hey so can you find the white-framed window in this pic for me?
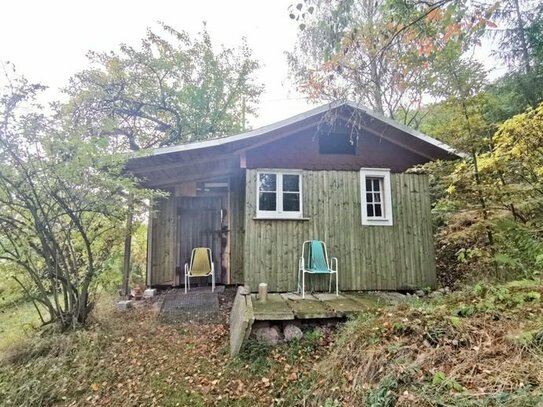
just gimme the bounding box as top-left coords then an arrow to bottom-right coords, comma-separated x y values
360,168 -> 393,226
256,170 -> 302,219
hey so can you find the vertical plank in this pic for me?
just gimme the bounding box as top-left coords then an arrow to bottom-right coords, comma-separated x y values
241,170 -> 436,292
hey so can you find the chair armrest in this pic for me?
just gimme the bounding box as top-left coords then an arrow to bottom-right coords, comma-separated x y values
331,257 -> 338,272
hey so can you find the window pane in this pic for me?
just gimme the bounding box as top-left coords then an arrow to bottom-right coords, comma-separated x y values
374,204 -> 383,217
259,192 -> 276,211
365,178 -> 372,191
367,204 -> 374,217
283,175 -> 299,192
373,192 -> 381,203
372,179 -> 381,191
259,173 -> 276,192
366,193 -> 373,203
283,193 -> 300,212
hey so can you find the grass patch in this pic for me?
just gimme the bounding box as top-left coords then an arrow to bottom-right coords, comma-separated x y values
0,294 -> 335,406
0,299 -> 45,352
310,279 -> 543,406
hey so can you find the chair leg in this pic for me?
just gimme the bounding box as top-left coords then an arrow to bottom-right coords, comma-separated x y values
302,272 -> 305,299
329,273 -> 332,293
185,273 -> 187,294
212,272 -> 215,293
335,272 -> 339,296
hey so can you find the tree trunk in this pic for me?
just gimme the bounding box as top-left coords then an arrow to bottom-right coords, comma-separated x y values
513,0 -> 531,74
122,194 -> 134,299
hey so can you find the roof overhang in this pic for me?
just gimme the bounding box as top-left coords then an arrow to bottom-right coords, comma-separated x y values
126,100 -> 464,187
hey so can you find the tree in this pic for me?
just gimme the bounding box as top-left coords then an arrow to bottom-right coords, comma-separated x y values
287,0 -> 492,124
485,102 -> 543,219
64,24 -> 263,297
65,23 -> 263,152
490,0 -> 542,74
0,67 -> 142,328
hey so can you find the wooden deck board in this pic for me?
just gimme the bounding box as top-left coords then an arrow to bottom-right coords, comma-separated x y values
250,292 -> 387,321
286,296 -> 337,319
251,294 -> 294,320
313,293 -> 367,316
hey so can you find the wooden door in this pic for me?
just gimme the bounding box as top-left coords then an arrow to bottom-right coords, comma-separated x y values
177,197 -> 224,284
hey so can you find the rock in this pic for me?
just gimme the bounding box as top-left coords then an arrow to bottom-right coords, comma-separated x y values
253,325 -> 282,346
429,291 -> 443,298
415,290 -> 425,297
283,324 -> 303,342
143,288 -> 157,299
116,300 -> 134,311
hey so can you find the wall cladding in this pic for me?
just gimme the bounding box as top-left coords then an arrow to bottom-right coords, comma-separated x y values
243,170 -> 436,292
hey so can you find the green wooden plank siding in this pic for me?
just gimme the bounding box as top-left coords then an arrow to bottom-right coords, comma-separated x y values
243,170 -> 436,292
149,195 -> 176,286
229,171 -> 246,284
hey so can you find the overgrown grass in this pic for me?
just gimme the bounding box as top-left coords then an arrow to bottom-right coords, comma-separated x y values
0,294 -> 334,406
311,279 -> 543,406
0,300 -> 44,352
3,281 -> 541,406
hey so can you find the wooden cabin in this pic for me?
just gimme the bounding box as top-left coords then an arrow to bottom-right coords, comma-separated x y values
126,101 -> 460,292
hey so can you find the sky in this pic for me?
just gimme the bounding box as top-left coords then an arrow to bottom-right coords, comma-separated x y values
0,1 -> 503,128
0,0 -> 313,127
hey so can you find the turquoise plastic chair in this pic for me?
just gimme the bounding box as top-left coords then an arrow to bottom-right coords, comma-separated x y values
298,240 -> 338,298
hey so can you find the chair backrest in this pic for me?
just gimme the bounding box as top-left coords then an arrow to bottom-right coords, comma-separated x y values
190,247 -> 212,276
304,240 -> 329,272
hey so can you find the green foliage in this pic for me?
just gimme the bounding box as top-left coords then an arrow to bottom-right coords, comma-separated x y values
323,399 -> 342,407
0,67 -> 152,328
365,376 -> 398,407
235,339 -> 272,374
287,0 -> 489,123
432,371 -> 464,391
65,23 -> 263,152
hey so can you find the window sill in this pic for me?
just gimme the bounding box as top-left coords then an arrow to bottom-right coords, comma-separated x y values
362,220 -> 393,226
253,217 -> 310,221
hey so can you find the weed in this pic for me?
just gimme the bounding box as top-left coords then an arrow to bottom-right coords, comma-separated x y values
323,398 -> 342,407
366,377 -> 398,407
234,339 -> 272,374
432,371 -> 464,391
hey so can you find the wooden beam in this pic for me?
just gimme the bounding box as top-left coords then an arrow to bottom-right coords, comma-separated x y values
133,152 -> 231,175
148,168 -> 240,188
143,158 -> 238,187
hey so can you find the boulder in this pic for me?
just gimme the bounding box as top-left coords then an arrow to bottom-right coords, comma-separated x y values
253,325 -> 282,345
283,324 -> 303,342
415,290 -> 425,297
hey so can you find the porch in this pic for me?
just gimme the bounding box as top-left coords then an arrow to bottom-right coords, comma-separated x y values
230,287 -> 387,355
251,291 -> 384,320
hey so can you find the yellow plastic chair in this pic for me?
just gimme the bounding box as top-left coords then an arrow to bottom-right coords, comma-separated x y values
184,247 -> 215,293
